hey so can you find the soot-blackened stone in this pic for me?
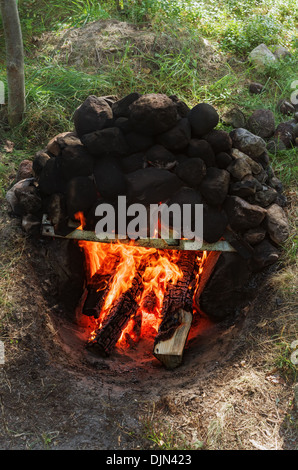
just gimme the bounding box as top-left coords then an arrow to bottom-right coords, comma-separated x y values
169,95 -> 191,118
203,204 -> 228,243
74,95 -> 113,138
112,92 -> 141,118
166,187 -> 203,235
66,176 -> 97,218
120,152 -> 147,174
198,253 -> 251,321
38,158 -> 68,196
200,167 -> 230,206
94,156 -> 127,202
126,168 -> 183,205
175,158 -> 206,189
250,239 -> 279,271
114,117 -> 133,134
81,127 -> 129,158
188,103 -> 219,136
204,129 -> 232,155
215,152 -> 232,169
156,118 -> 191,151
14,185 -> 43,216
187,139 -> 216,167
33,151 -> 51,177
56,145 -> 94,181
229,180 -> 258,199
46,193 -> 67,228
145,145 -> 176,166
223,195 -> 267,231
125,132 -> 154,153
129,93 -> 178,136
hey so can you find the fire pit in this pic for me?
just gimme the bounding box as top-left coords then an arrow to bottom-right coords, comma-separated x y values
6,92 -> 290,369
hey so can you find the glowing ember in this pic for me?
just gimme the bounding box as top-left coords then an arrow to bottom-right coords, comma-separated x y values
74,212 -> 208,350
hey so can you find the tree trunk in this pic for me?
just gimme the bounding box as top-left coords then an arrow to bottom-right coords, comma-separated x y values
0,0 -> 25,127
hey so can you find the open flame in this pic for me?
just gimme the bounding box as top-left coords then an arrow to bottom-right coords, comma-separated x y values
74,212 -> 207,350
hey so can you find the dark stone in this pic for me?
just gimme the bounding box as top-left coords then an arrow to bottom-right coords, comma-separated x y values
112,92 -> 141,118
250,239 -> 279,271
230,128 -> 266,159
129,93 -> 178,136
277,99 -> 295,115
200,167 -> 230,206
175,158 -> 206,189
125,131 -> 153,153
14,185 -> 42,216
274,122 -> 295,148
47,132 -> 75,157
187,139 -> 216,167
74,96 -> 113,138
16,160 -> 33,182
222,108 -> 246,128
204,129 -> 232,154
66,176 -> 97,218
188,103 -> 219,136
227,157 -> 252,180
145,145 -> 176,166
56,133 -> 82,149
38,158 -> 68,196
243,227 -> 266,246
198,253 -> 251,321
120,153 -> 147,174
114,117 -> 133,134
22,214 -> 41,235
223,196 -> 267,231
249,82 -> 264,94
156,118 -> 191,151
215,152 -> 232,169
166,187 -> 203,236
126,168 -> 183,205
203,205 -> 228,243
33,151 -> 51,177
247,109 -> 275,139
93,156 -> 127,203
229,180 -> 258,199
81,127 -> 129,158
46,193 -> 67,228
254,186 -> 278,207
169,95 -> 191,117
265,203 -> 289,245
56,145 -> 94,181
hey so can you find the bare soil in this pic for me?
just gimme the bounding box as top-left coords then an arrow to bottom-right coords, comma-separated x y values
0,198 -> 297,450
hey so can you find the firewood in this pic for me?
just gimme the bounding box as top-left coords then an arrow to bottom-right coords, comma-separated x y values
153,308 -> 193,369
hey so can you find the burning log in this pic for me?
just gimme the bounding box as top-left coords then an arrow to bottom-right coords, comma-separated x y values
87,263 -> 145,356
153,251 -> 199,369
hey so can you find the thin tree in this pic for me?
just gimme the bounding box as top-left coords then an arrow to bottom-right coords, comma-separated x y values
0,0 -> 25,127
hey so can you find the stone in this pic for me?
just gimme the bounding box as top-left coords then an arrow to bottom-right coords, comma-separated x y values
112,92 -> 141,118
14,185 -> 42,216
277,99 -> 295,115
203,205 -> 228,243
215,152 -> 232,169
125,168 -> 183,205
93,156 -> 127,203
254,186 -> 278,207
125,132 -> 153,153
47,132 -> 75,157
243,227 -> 266,246
222,108 -> 246,128
247,109 -> 275,139
120,153 -> 147,174
81,127 -> 129,158
56,145 -> 94,181
273,45 -> 291,60
16,160 -> 33,182
198,252 -> 251,321
6,178 -> 35,216
249,82 -> 264,94
250,239 -> 279,271
227,158 -> 252,180
188,103 -> 219,136
66,176 -> 97,218
203,129 -> 232,154
32,151 -> 51,177
265,203 -> 289,244
223,196 -> 267,231
156,118 -> 191,151
230,128 -> 266,159
200,167 -> 230,206
187,139 -> 216,167
267,138 -> 287,154
248,43 -> 276,68
175,158 -> 206,189
129,93 -> 178,136
21,214 -> 41,235
145,145 -> 176,167
38,158 -> 67,196
169,95 -> 190,118
166,187 -> 203,235
74,95 -> 113,138
269,176 -> 283,193
114,117 -> 133,134
229,180 -> 258,199
274,122 -> 295,148
46,193 -> 67,228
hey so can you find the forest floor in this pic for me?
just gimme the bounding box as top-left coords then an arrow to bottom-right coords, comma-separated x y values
0,7 -> 297,450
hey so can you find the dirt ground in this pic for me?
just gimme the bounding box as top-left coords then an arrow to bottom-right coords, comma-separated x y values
0,199 -> 297,451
